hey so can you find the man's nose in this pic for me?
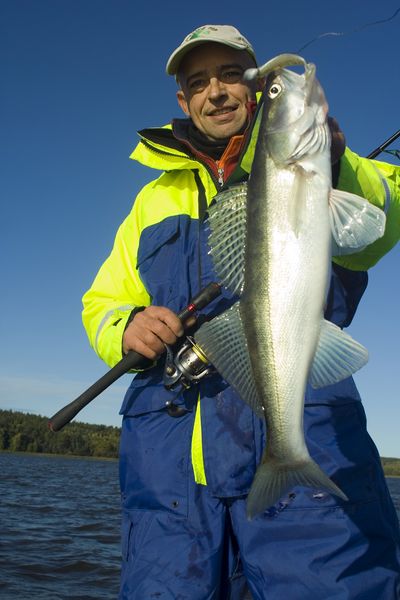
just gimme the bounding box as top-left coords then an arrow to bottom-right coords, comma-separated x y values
208,76 -> 227,99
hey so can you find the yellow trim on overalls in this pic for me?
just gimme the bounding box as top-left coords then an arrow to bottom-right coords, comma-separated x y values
191,395 -> 207,485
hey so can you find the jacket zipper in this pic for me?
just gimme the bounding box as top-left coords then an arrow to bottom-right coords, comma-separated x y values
192,169 -> 208,291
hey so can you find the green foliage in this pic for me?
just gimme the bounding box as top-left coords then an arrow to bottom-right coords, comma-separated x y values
381,457 -> 400,477
0,410 -> 119,458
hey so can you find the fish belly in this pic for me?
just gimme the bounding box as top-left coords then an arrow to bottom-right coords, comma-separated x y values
242,160 -> 331,460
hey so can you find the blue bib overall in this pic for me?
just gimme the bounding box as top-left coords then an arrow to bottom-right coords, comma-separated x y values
118,212 -> 400,599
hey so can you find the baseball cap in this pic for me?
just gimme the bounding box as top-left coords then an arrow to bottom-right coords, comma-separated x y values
166,25 -> 256,75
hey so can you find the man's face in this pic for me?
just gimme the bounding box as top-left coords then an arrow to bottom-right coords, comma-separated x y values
176,43 -> 258,141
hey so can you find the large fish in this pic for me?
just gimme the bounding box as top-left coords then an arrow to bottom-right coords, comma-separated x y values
194,55 -> 386,519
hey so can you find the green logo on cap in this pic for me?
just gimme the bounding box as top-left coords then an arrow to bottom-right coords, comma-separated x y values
186,26 -> 219,41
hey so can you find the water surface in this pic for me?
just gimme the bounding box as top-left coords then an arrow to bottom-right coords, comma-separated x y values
0,452 -> 399,599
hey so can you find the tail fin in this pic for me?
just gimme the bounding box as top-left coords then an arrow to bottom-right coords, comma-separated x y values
246,457 -> 347,520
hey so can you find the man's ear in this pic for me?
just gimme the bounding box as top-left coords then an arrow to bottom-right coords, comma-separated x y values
177,90 -> 190,116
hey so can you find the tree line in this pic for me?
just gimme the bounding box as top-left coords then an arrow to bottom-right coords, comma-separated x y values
380,457 -> 400,477
0,409 -> 119,458
1,409 -> 399,474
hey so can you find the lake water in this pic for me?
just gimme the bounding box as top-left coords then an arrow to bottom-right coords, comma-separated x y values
0,452 -> 399,599
0,453 -> 120,599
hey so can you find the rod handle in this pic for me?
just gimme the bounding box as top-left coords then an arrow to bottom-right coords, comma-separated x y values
48,282 -> 221,431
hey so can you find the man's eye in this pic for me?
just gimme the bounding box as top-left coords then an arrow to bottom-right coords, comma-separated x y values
221,70 -> 243,83
189,79 -> 206,91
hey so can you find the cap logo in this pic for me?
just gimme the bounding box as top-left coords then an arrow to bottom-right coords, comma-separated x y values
184,26 -> 219,42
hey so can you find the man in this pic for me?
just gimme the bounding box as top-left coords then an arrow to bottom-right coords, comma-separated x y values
82,25 -> 400,599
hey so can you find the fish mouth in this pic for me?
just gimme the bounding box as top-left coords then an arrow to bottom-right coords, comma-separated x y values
303,62 -> 317,99
244,53 -> 307,80
244,53 -> 316,99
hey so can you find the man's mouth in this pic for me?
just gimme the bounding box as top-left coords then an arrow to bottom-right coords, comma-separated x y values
208,106 -> 237,117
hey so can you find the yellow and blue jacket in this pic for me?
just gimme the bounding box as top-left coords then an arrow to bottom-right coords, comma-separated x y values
82,123 -> 399,369
82,120 -> 399,493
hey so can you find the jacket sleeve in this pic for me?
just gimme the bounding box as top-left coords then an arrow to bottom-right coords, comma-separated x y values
333,147 -> 400,271
82,192 -> 151,368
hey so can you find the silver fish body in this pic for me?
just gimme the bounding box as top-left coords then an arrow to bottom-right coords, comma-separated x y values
242,64 -> 342,516
195,57 -> 385,518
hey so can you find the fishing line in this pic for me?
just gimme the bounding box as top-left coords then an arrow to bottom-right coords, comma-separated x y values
296,7 -> 400,52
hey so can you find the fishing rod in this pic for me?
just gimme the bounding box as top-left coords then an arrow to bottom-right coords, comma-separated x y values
367,129 -> 400,159
48,282 -> 221,432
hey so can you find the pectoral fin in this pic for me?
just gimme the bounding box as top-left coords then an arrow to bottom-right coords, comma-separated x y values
329,188 -> 386,256
194,302 -> 264,417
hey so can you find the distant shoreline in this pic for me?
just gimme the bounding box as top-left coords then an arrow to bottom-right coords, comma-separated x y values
1,449 -> 399,477
380,457 -> 400,477
0,409 -> 120,459
0,449 -> 118,462
1,409 -> 399,476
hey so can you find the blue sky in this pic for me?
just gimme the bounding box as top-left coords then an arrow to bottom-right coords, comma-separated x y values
1,0 -> 399,457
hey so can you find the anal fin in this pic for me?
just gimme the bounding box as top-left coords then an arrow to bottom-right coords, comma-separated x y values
310,319 -> 368,388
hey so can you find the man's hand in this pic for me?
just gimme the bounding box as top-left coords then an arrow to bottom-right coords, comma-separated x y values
328,116 -> 346,164
122,306 -> 184,360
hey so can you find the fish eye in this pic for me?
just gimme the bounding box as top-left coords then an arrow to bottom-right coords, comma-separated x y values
267,82 -> 282,99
